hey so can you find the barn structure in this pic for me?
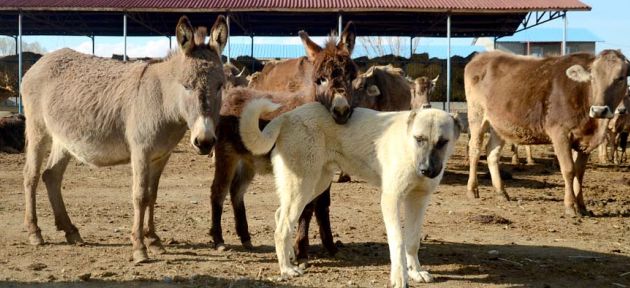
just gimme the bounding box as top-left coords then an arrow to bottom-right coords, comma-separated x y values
0,0 -> 590,113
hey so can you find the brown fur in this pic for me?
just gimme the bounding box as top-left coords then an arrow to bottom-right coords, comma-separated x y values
21,16 -> 228,263
209,24 -> 358,258
465,50 -> 629,216
353,65 -> 412,111
599,93 -> 630,164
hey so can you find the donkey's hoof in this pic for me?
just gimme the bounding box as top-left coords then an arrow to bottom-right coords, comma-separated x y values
215,243 -> 227,252
148,243 -> 167,255
29,232 -> 45,246
65,231 -> 84,245
466,190 -> 479,199
133,249 -> 150,264
564,206 -> 579,217
578,207 -> 592,217
297,258 -> 309,270
497,192 -> 510,202
336,173 -> 351,183
242,240 -> 254,250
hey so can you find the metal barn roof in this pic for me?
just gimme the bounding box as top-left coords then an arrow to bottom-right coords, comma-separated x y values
0,0 -> 590,37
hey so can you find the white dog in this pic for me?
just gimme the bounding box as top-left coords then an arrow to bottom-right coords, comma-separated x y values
239,99 -> 461,287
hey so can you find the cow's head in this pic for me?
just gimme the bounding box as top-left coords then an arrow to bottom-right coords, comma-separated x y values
352,66 -> 383,110
410,75 -> 439,109
566,50 -> 629,119
300,22 -> 358,124
223,63 -> 249,90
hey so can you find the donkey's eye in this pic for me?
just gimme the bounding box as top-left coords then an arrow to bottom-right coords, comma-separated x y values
183,84 -> 193,91
316,77 -> 327,86
436,139 -> 449,149
415,136 -> 427,144
616,76 -> 626,82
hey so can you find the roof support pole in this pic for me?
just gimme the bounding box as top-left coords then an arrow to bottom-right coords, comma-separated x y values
338,14 -> 342,36
445,14 -> 451,113
17,11 -> 23,113
168,36 -> 172,51
90,35 -> 95,55
409,36 -> 413,58
250,35 -> 254,71
562,11 -> 567,55
123,13 -> 127,62
230,14 -> 232,63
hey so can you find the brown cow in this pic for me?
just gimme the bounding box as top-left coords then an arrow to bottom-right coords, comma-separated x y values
410,74 -> 439,109
248,57 -> 313,92
466,50 -> 629,216
352,65 -> 412,110
210,24 -> 358,262
223,63 -> 248,90
599,93 -> 630,164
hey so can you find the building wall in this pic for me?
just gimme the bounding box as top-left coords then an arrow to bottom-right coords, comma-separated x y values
497,41 -> 596,56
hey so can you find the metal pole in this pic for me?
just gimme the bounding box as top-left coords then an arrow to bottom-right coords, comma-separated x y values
91,35 -> 95,55
446,14 -> 451,113
250,35 -> 254,71
338,14 -> 342,35
226,14 -> 231,64
123,13 -> 127,61
18,11 -> 23,113
168,36 -> 172,50
562,11 -> 567,55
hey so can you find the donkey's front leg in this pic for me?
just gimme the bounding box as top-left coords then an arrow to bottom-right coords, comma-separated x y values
130,151 -> 151,264
381,188 -> 407,288
144,154 -> 171,255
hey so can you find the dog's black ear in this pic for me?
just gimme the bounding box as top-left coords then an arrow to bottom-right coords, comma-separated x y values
407,110 -> 418,133
450,113 -> 463,139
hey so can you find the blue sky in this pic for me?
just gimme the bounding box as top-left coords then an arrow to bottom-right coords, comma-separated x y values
8,0 -> 629,59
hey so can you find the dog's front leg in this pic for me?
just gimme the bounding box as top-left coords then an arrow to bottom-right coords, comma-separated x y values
404,190 -> 434,283
381,189 -> 407,288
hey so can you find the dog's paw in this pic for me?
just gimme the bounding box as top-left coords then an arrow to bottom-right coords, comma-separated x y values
409,270 -> 434,283
389,277 -> 408,288
280,265 -> 304,279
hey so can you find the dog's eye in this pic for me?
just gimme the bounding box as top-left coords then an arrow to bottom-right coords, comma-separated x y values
415,136 -> 427,144
436,139 -> 449,149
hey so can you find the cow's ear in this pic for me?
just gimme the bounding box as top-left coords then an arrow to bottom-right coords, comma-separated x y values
566,64 -> 591,82
449,113 -> 463,140
209,15 -> 229,54
407,110 -> 417,133
299,31 -> 322,61
176,16 -> 196,55
366,85 -> 381,97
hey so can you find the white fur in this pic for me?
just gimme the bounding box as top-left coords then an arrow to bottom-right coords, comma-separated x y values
239,99 -> 460,287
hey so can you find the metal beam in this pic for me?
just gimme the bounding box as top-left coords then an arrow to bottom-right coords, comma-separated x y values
499,11 -> 565,38
250,35 -> 254,71
562,11 -> 567,55
226,14 -> 231,64
338,14 -> 342,36
90,35 -> 95,55
445,14 -> 451,113
126,13 -> 169,37
123,13 -> 127,61
18,11 -> 23,113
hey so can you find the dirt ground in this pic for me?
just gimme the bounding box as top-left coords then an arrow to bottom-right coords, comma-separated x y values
0,135 -> 629,288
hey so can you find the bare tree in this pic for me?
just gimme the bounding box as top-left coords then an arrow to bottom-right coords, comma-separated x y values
0,37 -> 47,56
359,36 -> 419,57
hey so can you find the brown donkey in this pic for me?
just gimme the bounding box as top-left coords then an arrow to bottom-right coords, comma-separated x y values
21,16 -> 228,263
210,23 -> 358,262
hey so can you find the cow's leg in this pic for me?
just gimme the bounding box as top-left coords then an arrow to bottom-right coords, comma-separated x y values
404,190 -> 433,283
209,145 -> 239,251
466,118 -> 488,199
336,171 -> 351,183
42,142 -> 83,244
612,133 -> 621,165
572,151 -> 590,216
314,186 -> 337,257
23,125 -> 48,245
550,135 -> 579,216
525,145 -> 535,165
486,130 -> 509,201
130,150 -> 151,263
598,137 -> 608,164
230,162 -> 255,250
144,154 -> 171,255
619,132 -> 628,163
294,198 -> 314,263
510,144 -> 520,164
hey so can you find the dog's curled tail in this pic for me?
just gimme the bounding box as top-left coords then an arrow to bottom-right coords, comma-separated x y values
239,98 -> 284,155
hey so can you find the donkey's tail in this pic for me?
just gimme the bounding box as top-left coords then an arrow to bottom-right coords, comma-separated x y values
239,98 -> 284,155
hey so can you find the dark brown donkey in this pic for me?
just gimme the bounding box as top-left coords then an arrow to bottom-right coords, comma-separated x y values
210,23 -> 358,262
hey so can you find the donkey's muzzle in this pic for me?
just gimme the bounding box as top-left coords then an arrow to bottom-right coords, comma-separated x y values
589,105 -> 613,119
193,137 -> 215,155
332,106 -> 351,124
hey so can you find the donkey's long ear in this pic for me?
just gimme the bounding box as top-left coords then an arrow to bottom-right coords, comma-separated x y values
299,31 -> 322,62
338,21 -> 356,55
209,15 -> 229,54
176,16 -> 195,55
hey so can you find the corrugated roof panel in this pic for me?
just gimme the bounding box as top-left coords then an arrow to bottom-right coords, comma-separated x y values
1,0 -> 590,11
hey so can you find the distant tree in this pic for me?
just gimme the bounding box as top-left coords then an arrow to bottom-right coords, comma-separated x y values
0,37 -> 47,56
358,36 -> 421,57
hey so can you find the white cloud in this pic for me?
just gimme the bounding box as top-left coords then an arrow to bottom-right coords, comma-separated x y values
69,38 -> 171,58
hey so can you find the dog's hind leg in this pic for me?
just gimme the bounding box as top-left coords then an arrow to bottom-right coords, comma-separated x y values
404,190 -> 433,283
